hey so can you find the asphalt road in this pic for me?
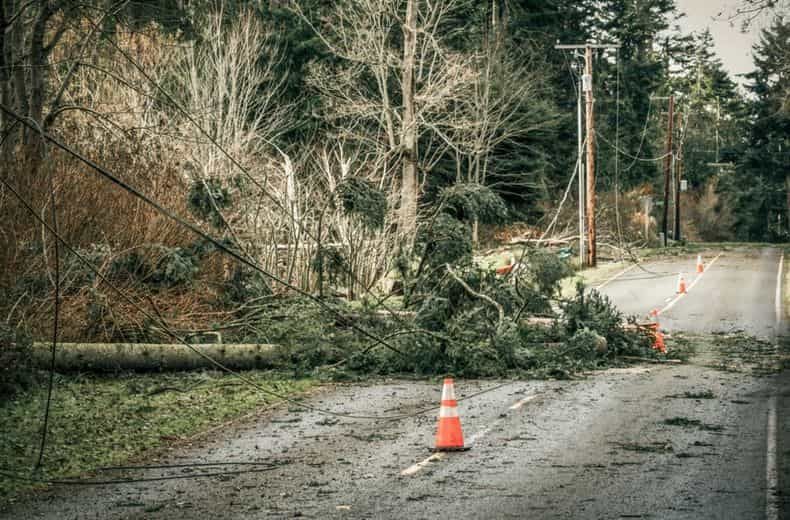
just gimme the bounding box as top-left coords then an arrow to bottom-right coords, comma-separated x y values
597,248 -> 784,338
3,247 -> 788,520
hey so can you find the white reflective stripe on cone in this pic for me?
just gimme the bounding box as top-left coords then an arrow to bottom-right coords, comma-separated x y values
441,384 -> 456,401
439,405 -> 459,418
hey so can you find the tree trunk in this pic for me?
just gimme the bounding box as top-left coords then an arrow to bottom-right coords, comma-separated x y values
0,1 -> 7,135
785,171 -> 790,236
398,0 -> 418,241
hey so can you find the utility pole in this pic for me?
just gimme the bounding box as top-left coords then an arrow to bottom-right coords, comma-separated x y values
555,42 -> 620,267
662,95 -> 674,247
577,61 -> 585,267
584,46 -> 596,267
673,110 -> 684,242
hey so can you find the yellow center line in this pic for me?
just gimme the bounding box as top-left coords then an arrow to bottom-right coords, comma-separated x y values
658,251 -> 723,316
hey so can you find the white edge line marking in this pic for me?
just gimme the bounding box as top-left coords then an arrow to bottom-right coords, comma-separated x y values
401,452 -> 443,476
775,252 -> 784,326
597,263 -> 638,290
401,393 -> 543,476
766,395 -> 778,520
767,250 -> 783,519
658,251 -> 723,315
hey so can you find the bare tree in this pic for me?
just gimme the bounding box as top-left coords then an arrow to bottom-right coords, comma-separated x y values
175,9 -> 290,187
296,0 -> 467,244
0,1 -> 132,161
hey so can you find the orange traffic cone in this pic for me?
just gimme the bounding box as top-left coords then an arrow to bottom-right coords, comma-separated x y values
434,378 -> 466,451
646,322 -> 667,353
645,312 -> 666,353
696,254 -> 704,273
676,274 -> 687,294
495,254 -> 516,276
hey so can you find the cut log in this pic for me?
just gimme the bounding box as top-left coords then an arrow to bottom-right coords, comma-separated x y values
31,342 -> 279,372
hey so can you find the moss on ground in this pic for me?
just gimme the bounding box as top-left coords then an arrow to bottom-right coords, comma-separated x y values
0,371 -> 314,501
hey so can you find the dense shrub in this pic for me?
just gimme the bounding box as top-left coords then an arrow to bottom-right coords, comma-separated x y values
562,282 -> 650,356
336,177 -> 387,230
440,183 -> 508,224
151,247 -> 200,287
188,178 -> 232,229
311,246 -> 348,289
415,213 -> 473,269
223,265 -> 272,306
110,242 -> 211,288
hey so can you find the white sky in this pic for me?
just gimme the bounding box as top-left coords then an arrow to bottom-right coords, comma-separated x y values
673,0 -> 767,84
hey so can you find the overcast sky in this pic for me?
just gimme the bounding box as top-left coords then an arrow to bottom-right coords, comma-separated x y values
674,0 -> 767,85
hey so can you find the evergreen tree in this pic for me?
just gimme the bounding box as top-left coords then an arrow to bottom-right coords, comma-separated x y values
728,17 -> 790,240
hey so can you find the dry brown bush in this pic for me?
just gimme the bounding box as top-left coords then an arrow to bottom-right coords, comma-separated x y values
683,179 -> 735,242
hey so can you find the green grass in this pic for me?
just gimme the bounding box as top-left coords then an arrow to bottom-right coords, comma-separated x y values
0,371 -> 315,500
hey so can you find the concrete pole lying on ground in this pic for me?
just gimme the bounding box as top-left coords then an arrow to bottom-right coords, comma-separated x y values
31,342 -> 279,371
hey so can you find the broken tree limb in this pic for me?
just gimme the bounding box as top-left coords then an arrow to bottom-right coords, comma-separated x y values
507,236 -> 574,246
445,263 -> 504,328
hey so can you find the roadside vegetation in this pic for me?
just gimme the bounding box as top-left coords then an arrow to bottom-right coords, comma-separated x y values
2,0 -> 788,506
0,370 -> 314,501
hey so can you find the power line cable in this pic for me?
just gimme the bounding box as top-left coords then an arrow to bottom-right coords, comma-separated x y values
621,98 -> 655,172
596,131 -> 671,162
613,48 -> 625,259
0,103 -> 403,358
0,173 -> 513,425
89,20 -> 417,335
0,465 -> 280,487
23,117 -> 61,473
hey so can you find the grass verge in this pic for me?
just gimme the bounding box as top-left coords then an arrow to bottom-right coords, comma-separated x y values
0,371 -> 314,502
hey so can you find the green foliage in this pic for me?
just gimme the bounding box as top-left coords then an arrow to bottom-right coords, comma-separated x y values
373,245 -> 647,377
521,249 -> 574,299
416,214 -> 473,269
727,17 -> 790,241
110,251 -> 148,280
440,183 -> 508,224
336,177 -> 387,230
223,266 -> 272,306
312,246 -> 347,281
0,324 -> 35,401
151,247 -> 200,287
111,243 -> 209,288
187,178 -> 232,229
562,282 -> 650,356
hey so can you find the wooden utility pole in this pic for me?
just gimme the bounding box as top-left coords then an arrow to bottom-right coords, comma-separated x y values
673,110 -> 683,242
554,42 -> 620,267
662,95 -> 674,247
577,64 -> 585,266
583,46 -> 596,267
